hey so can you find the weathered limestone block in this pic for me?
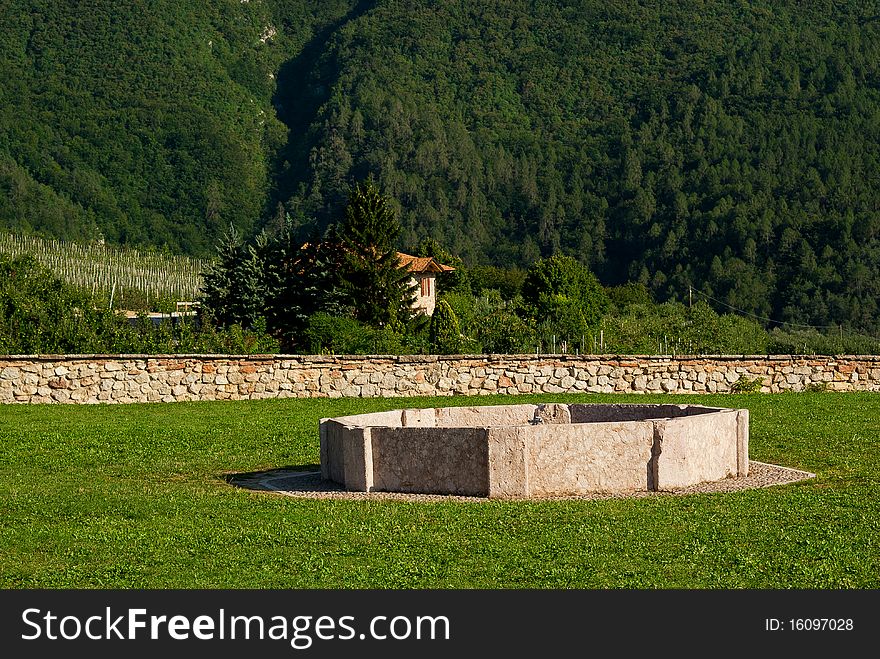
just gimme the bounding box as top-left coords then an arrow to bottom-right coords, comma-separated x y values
527,421 -> 654,495
736,409 -> 749,477
1,367 -> 21,380
487,427 -> 528,498
370,426 -> 488,495
652,411 -> 739,490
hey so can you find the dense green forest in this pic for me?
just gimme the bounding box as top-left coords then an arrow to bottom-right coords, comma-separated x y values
0,0 -> 358,252
2,1 -> 880,333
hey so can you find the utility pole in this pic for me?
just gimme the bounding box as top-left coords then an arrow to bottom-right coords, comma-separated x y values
689,285 -> 693,309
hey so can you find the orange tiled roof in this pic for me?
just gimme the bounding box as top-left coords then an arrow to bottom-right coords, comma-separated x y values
301,245 -> 454,273
396,252 -> 455,273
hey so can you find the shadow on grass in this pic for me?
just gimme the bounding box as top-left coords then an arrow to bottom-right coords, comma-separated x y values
224,461 -> 816,499
224,465 -> 339,494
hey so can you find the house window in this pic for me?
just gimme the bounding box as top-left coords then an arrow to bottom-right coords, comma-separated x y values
420,278 -> 430,297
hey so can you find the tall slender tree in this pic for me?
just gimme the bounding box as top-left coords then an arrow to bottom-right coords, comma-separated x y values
337,180 -> 415,328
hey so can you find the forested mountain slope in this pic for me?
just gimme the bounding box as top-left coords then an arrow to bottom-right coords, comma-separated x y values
0,0 -> 358,253
2,1 -> 880,330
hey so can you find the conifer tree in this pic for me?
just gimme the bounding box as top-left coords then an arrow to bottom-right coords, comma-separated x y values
200,226 -> 267,329
337,180 -> 415,328
262,227 -> 350,351
429,299 -> 462,354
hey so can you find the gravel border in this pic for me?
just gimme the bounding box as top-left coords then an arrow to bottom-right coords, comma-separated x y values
229,460 -> 815,502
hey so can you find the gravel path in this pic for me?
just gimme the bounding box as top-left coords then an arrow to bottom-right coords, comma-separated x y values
229,460 -> 815,502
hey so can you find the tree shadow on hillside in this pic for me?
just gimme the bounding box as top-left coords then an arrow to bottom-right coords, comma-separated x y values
269,0 -> 377,220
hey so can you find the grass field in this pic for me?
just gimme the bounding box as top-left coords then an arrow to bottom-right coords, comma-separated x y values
0,393 -> 877,589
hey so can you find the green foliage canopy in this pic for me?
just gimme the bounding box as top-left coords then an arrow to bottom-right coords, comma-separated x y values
4,1 -> 880,335
522,254 -> 610,341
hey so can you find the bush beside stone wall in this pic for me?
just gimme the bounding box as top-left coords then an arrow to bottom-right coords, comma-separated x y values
1,354 -> 879,404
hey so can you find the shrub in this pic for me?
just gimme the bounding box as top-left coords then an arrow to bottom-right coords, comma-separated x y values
730,375 -> 764,393
522,255 -> 609,337
302,312 -> 407,355
475,308 -> 536,354
767,327 -> 880,355
429,300 -> 463,354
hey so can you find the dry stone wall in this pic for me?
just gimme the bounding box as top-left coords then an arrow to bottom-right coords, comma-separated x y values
1,354 -> 879,404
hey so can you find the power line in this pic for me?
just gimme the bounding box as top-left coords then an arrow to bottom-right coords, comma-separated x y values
689,285 -> 841,331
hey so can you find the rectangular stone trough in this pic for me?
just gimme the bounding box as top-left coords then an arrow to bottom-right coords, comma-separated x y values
319,403 -> 749,498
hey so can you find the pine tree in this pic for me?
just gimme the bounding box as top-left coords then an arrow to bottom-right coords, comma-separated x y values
200,225 -> 270,330
429,299 -> 462,354
263,228 -> 350,351
337,180 -> 415,328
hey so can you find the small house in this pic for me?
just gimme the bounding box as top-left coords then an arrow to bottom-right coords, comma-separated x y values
396,252 -> 455,316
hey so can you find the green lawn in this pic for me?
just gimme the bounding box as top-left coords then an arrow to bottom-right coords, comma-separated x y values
1,393 -> 877,588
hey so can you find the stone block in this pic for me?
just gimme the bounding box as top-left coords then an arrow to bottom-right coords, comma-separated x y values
370,426 -> 489,496
652,411 -> 738,490
736,409 -> 749,477
1,367 -> 21,380
526,421 -> 654,495
534,403 -> 571,424
435,404 -> 536,427
487,427 -> 528,498
401,408 -> 437,427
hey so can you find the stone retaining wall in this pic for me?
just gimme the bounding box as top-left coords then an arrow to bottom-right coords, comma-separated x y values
1,354 -> 879,404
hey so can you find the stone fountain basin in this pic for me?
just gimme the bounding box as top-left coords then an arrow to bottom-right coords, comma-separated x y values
320,403 -> 749,498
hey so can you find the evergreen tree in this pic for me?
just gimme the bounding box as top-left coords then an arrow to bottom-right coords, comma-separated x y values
337,180 -> 415,328
200,226 -> 267,329
429,299 -> 462,354
263,231 -> 350,352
